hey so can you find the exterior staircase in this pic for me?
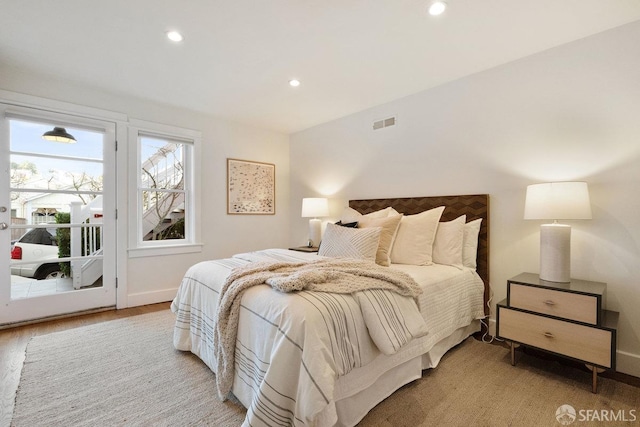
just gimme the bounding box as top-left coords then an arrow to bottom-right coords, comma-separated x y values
66,141 -> 185,288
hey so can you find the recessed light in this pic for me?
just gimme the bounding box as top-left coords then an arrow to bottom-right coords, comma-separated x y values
428,1 -> 446,16
166,31 -> 184,42
289,79 -> 301,87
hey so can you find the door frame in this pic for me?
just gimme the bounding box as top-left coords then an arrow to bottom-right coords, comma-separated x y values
0,92 -> 129,324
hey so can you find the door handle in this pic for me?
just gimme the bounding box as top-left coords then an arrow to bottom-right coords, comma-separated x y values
0,222 -> 8,230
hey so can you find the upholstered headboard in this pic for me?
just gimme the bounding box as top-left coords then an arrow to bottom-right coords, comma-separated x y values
349,194 -> 490,315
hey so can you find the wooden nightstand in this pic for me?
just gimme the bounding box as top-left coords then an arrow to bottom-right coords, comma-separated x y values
288,246 -> 319,253
496,272 -> 618,393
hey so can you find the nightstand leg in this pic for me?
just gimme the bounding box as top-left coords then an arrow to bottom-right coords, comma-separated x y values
592,366 -> 598,394
510,341 -> 516,366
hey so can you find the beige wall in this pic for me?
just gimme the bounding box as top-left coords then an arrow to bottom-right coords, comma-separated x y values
289,22 -> 640,376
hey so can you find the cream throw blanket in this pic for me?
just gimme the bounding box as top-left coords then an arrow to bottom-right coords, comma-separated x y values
212,258 -> 423,400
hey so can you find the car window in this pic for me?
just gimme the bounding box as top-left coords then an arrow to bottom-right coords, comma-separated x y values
18,228 -> 57,246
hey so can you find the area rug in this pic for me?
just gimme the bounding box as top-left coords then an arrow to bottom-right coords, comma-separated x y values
11,310 -> 245,426
12,310 -> 640,426
359,341 -> 640,427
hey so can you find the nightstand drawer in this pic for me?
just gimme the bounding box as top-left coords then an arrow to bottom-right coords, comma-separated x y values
498,307 -> 613,368
510,283 -> 598,325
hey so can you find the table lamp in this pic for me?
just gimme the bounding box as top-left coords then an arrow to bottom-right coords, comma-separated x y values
524,182 -> 592,283
301,197 -> 328,247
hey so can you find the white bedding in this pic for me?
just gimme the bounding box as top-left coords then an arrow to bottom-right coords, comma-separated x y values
172,249 -> 485,426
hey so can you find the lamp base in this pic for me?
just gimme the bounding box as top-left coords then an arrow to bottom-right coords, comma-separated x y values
308,218 -> 322,247
539,223 -> 571,283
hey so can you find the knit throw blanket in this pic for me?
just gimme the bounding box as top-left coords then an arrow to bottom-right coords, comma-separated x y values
212,258 -> 423,400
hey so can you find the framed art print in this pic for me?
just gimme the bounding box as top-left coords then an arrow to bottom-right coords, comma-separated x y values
227,158 -> 276,215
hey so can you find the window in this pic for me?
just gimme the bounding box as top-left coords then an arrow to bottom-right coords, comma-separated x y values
128,120 -> 201,256
139,135 -> 186,241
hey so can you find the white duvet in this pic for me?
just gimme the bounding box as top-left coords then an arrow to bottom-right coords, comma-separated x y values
172,249 -> 485,426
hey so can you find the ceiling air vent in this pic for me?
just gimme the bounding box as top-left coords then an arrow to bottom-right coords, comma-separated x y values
372,116 -> 396,130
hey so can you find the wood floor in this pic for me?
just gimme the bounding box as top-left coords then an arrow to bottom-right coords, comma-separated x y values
0,302 -> 171,427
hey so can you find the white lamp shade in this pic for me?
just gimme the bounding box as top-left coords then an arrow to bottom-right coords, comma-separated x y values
524,182 -> 592,220
301,198 -> 329,218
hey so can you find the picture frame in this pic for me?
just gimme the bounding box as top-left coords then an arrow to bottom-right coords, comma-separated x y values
227,158 -> 276,215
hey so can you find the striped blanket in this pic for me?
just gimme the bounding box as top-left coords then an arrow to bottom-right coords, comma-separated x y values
212,258 -> 428,401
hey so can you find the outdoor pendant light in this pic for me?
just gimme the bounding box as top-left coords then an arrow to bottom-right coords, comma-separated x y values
42,127 -> 77,143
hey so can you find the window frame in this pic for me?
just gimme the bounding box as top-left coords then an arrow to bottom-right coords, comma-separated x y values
127,119 -> 202,258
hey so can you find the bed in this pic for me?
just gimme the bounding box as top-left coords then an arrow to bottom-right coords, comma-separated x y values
172,194 -> 490,426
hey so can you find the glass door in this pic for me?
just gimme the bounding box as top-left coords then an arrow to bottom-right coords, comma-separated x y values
0,105 -> 116,325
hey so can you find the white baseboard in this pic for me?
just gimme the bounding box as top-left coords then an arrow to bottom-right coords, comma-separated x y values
616,350 -> 640,378
485,317 -> 639,378
126,288 -> 178,308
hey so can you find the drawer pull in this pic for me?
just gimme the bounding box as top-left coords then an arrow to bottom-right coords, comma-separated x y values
543,300 -> 556,306
544,332 -> 555,338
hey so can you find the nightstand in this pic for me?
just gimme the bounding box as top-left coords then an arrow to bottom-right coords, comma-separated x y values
288,246 -> 319,253
496,272 -> 618,393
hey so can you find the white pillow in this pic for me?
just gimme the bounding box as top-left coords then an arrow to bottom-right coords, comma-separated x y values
390,206 -> 445,265
432,215 -> 466,268
340,206 -> 393,224
319,222 -> 381,261
357,214 -> 403,266
462,218 -> 482,269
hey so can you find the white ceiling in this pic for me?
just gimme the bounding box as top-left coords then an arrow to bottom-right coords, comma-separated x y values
2,1 -> 640,134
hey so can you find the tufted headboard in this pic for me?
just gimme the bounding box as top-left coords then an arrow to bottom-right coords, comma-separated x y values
349,194 -> 490,316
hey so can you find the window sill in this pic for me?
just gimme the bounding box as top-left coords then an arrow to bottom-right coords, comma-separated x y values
128,243 -> 203,258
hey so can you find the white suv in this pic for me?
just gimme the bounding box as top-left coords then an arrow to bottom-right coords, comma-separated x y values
10,227 -> 66,280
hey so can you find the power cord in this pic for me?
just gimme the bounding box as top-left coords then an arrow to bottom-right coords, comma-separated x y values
480,286 -> 504,344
